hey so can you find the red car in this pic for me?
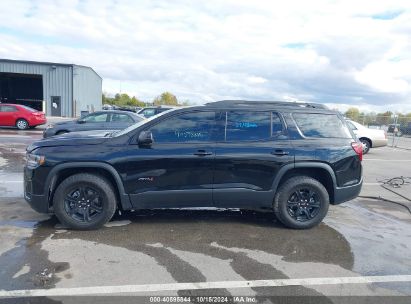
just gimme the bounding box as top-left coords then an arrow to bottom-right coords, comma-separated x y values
0,103 -> 46,130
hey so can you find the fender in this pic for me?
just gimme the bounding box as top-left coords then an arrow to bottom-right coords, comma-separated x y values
271,162 -> 337,193
46,162 -> 132,210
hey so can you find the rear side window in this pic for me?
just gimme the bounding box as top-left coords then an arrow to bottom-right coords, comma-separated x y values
225,111 -> 282,141
293,113 -> 352,138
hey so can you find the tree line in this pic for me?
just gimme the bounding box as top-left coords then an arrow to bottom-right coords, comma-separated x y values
344,107 -> 411,125
102,92 -> 190,107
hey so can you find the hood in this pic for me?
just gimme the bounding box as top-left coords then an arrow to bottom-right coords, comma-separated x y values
27,130 -> 113,152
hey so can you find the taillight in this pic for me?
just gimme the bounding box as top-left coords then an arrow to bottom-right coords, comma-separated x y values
351,142 -> 363,161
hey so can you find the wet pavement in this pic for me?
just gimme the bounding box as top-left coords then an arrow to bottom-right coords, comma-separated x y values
0,129 -> 411,303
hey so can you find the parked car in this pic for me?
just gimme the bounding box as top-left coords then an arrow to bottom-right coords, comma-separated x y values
25,100 -> 362,230
137,106 -> 175,118
345,119 -> 387,154
43,110 -> 145,138
387,124 -> 402,136
0,103 -> 46,130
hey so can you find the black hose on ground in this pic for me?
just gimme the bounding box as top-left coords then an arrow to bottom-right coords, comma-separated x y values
358,175 -> 411,214
358,195 -> 411,214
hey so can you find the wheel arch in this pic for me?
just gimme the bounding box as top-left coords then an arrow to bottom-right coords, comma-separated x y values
46,162 -> 132,211
272,162 -> 337,204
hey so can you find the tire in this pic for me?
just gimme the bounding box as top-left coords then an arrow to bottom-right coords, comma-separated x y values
273,176 -> 329,229
360,138 -> 371,154
16,119 -> 29,130
53,173 -> 117,230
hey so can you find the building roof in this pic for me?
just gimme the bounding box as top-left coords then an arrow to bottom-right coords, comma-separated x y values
0,58 -> 101,79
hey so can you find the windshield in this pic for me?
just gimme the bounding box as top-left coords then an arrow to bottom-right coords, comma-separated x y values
113,108 -> 177,137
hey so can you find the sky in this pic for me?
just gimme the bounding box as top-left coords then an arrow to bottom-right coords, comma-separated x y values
1,0 -> 411,113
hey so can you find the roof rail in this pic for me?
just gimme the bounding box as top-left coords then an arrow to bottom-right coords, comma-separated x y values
205,100 -> 328,109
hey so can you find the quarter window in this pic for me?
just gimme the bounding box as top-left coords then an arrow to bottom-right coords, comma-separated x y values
293,113 -> 352,138
149,111 -> 215,143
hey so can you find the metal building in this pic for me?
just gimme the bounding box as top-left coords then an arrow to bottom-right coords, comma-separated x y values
0,59 -> 102,117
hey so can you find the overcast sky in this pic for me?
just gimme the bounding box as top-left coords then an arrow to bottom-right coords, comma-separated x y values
1,0 -> 411,112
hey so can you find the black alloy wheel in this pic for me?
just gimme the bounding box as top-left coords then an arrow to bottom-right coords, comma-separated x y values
286,188 -> 321,222
64,186 -> 104,223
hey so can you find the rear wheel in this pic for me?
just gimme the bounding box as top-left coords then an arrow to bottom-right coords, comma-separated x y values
360,138 -> 371,154
53,173 -> 117,230
16,119 -> 29,130
274,176 -> 329,229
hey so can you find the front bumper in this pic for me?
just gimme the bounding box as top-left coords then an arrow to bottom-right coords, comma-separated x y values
24,167 -> 50,213
333,178 -> 363,204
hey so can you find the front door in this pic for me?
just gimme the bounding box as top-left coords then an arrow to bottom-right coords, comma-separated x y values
213,110 -> 294,208
79,112 -> 110,131
0,105 -> 18,126
51,96 -> 61,116
117,110 -> 217,208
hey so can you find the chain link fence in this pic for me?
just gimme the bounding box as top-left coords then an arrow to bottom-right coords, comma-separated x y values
346,114 -> 411,150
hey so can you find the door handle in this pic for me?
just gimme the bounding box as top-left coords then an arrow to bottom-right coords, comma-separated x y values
271,150 -> 289,156
193,150 -> 213,156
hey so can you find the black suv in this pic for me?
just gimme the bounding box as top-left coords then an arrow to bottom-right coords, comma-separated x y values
24,100 -> 363,230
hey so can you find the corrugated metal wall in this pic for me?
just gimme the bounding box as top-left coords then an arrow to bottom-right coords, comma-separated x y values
0,60 -> 102,117
0,61 -> 72,116
73,66 -> 102,117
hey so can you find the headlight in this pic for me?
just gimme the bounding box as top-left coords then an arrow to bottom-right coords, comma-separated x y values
26,153 -> 46,169
46,124 -> 54,129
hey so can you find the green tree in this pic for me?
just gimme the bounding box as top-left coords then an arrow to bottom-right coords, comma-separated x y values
128,96 -> 145,107
376,111 -> 393,125
345,107 -> 360,122
153,92 -> 178,106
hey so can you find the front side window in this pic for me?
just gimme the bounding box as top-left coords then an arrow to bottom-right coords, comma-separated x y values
140,109 -> 156,118
294,113 -> 352,138
149,111 -> 215,143
226,111 -> 275,141
82,113 -> 108,123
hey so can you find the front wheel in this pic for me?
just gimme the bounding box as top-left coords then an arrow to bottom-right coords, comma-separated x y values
274,176 -> 329,229
53,173 -> 117,230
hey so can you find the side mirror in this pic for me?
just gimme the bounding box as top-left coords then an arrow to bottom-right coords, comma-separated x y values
77,119 -> 85,124
138,131 -> 153,146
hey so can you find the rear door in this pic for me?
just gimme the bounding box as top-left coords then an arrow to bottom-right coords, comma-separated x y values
213,110 -> 294,208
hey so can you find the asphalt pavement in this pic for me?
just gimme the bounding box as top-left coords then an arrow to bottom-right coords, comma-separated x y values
0,128 -> 410,304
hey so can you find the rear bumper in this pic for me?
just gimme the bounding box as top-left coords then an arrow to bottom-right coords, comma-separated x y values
333,179 -> 363,204
372,138 -> 388,148
29,117 -> 47,127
